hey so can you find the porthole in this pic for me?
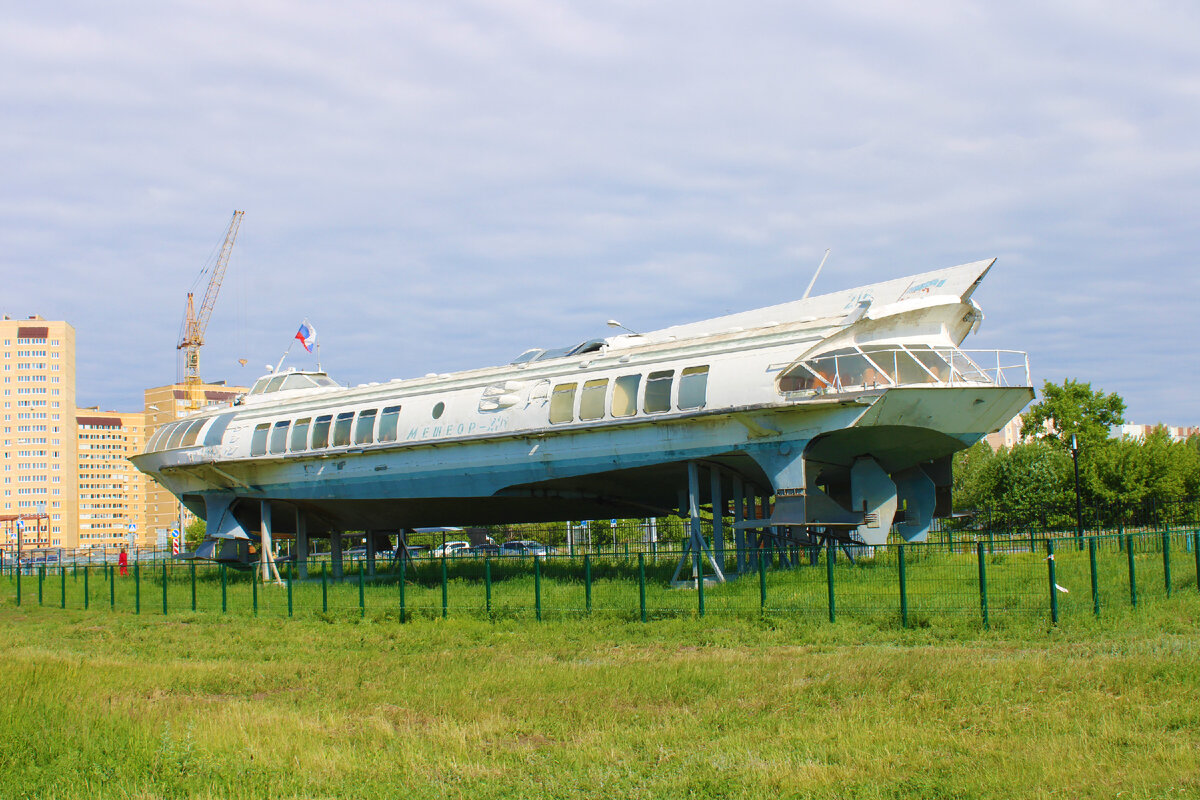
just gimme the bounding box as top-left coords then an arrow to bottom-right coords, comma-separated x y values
432,402 -> 445,419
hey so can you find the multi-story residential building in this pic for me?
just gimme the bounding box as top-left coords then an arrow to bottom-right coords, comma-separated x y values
0,316 -> 77,548
144,381 -> 244,546
76,409 -> 148,549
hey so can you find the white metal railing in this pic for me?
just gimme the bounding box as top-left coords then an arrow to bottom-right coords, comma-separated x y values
778,345 -> 1031,395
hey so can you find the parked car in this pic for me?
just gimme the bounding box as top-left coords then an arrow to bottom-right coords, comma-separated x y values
430,541 -> 470,557
499,540 -> 553,556
344,546 -> 368,559
466,543 -> 500,557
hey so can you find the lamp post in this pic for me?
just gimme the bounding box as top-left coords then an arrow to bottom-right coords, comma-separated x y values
1070,433 -> 1083,549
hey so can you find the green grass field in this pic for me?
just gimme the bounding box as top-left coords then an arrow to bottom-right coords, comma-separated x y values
2,580 -> 1199,799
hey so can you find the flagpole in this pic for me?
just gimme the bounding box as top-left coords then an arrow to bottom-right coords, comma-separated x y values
275,340 -> 295,374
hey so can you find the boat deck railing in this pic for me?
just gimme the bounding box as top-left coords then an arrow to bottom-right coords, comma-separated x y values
779,345 -> 1031,396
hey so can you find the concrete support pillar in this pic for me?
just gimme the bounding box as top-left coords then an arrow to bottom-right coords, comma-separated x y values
295,508 -> 308,579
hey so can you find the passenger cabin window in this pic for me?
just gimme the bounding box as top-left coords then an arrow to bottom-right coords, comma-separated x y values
549,383 -> 576,424
678,366 -> 709,410
579,379 -> 608,421
611,375 -> 640,418
332,412 -> 354,447
378,405 -> 401,442
179,418 -> 208,447
146,424 -> 171,452
354,409 -> 377,445
643,370 -> 674,414
269,420 -> 290,454
311,415 -> 332,449
251,423 -> 270,456
290,418 -> 311,452
166,423 -> 190,450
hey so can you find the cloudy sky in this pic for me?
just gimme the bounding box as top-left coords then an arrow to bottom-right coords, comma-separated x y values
3,1 -> 1197,425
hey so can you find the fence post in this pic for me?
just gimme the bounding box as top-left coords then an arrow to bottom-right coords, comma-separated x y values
534,556 -> 542,622
60,566 -> 66,609
1162,531 -> 1172,597
321,566 -> 328,614
638,553 -> 647,623
976,542 -> 988,630
109,564 -> 115,609
695,551 -> 705,618
1194,531 -> 1200,594
134,562 -> 141,615
1089,537 -> 1100,617
162,562 -> 168,616
287,562 -> 294,618
484,556 -> 491,617
398,557 -> 407,623
898,544 -> 908,628
360,562 -> 366,618
252,572 -> 258,616
220,564 -> 227,613
439,557 -> 447,619
759,553 -> 767,615
584,554 -> 592,614
826,538 -> 836,624
190,561 -> 197,612
14,564 -> 19,606
38,565 -> 44,605
1046,539 -> 1058,625
83,566 -> 89,610
1126,533 -> 1137,608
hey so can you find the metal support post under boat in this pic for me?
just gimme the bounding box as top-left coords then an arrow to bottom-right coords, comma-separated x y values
390,528 -> 413,567
711,468 -> 725,575
366,530 -> 377,577
759,494 -> 772,567
671,461 -> 726,587
330,528 -> 344,581
733,475 -> 746,574
295,509 -> 308,579
259,500 -> 282,585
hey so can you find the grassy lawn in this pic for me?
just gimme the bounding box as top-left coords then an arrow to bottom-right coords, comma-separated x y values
1,588 -> 1198,799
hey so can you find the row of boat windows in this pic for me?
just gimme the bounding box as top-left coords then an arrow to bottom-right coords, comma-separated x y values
250,405 -> 404,457
549,366 -> 708,425
147,365 -> 712,456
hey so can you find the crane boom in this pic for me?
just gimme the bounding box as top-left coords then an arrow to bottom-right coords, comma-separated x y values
178,210 -> 243,388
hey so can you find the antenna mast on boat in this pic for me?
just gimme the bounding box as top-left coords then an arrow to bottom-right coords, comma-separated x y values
802,248 -> 831,300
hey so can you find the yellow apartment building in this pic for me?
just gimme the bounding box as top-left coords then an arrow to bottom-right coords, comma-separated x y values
0,316 -> 77,548
76,409 -> 148,549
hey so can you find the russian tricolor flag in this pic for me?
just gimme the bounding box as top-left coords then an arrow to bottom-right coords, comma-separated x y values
295,321 -> 317,353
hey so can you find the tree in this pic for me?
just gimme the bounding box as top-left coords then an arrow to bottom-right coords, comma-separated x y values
184,518 -> 206,550
1088,428 -> 1200,519
966,441 -> 1075,529
952,439 -> 996,511
1021,379 -> 1125,451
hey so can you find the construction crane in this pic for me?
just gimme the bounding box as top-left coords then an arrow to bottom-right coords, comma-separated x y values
177,210 -> 243,409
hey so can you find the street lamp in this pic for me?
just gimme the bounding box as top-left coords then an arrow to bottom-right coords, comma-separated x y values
606,320 -> 640,336
1070,433 -> 1083,549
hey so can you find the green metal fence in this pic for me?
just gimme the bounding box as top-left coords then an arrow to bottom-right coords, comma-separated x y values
3,527 -> 1197,627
